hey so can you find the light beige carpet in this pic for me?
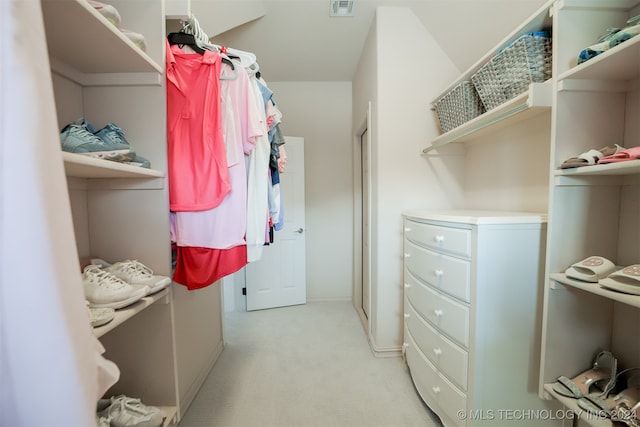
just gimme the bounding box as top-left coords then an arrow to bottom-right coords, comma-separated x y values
178,300 -> 442,427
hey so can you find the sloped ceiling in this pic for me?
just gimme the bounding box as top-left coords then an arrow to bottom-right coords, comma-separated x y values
190,0 -> 549,82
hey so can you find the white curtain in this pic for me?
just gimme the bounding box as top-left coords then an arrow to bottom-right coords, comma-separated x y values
0,1 -> 118,425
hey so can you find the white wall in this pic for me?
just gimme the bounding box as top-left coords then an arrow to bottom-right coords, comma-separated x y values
266,81 -> 354,301
352,7 -> 464,352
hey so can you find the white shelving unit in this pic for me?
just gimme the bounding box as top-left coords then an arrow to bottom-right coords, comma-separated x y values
538,1 -> 640,427
41,0 -> 180,425
417,1 -> 640,426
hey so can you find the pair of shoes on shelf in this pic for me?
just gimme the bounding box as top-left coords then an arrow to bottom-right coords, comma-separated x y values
90,258 -> 171,296
565,257 -> 640,295
578,14 -> 640,64
83,265 -> 148,309
87,300 -> 116,328
97,395 -> 163,427
86,1 -> 147,52
598,146 -> 640,164
577,367 -> 640,425
560,144 -> 625,169
60,118 -> 151,168
553,350 -> 618,399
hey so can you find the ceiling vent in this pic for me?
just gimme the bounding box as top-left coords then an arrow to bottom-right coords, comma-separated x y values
329,0 -> 355,17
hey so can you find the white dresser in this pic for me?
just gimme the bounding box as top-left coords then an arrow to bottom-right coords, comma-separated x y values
402,210 -> 557,427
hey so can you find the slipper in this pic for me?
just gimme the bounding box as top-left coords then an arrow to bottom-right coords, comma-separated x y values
598,146 -> 640,164
553,350 -> 618,398
599,265 -> 640,295
577,368 -> 640,418
565,256 -> 616,283
561,145 -> 625,169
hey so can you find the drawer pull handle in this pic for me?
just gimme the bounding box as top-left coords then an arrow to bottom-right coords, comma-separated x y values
404,227 -> 411,232
432,386 -> 441,394
404,313 -> 410,319
404,253 -> 411,258
435,235 -> 445,243
434,269 -> 444,278
434,309 -> 443,317
404,283 -> 411,289
402,342 -> 409,350
433,348 -> 442,356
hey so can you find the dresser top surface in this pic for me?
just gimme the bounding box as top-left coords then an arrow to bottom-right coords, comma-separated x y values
402,210 -> 547,225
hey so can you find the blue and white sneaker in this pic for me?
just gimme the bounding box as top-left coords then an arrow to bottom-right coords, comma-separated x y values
578,15 -> 640,64
92,123 -> 151,168
60,118 -> 136,162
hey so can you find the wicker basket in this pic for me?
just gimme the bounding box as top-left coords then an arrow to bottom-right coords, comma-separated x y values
471,32 -> 552,111
433,80 -> 485,133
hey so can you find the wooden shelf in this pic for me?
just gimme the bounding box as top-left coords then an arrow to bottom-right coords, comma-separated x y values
423,81 -> 552,153
41,0 -> 162,84
63,152 -> 164,179
93,288 -> 171,338
549,273 -> 640,308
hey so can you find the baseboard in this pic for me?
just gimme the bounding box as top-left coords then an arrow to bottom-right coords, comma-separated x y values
306,296 -> 352,302
178,339 -> 225,420
353,305 -> 402,358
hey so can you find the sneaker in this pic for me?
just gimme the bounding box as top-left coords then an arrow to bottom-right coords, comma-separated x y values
91,258 -> 171,295
87,0 -> 121,28
60,119 -> 136,162
578,15 -> 640,64
96,415 -> 111,427
98,395 -> 163,427
120,28 -> 147,52
92,123 -> 151,168
86,300 -> 116,327
83,265 -> 148,309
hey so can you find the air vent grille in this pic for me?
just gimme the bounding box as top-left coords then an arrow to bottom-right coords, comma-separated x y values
329,0 -> 355,17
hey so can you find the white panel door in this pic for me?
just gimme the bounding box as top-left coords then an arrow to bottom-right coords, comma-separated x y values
245,136 -> 306,311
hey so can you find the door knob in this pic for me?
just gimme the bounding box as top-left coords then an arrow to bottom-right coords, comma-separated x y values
295,228 -> 304,233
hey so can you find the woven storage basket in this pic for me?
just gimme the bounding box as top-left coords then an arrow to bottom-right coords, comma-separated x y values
433,80 -> 485,133
471,32 -> 552,111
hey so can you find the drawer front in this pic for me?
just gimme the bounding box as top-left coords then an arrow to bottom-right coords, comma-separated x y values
404,220 -> 471,257
405,328 -> 467,427
404,240 -> 471,303
405,270 -> 470,348
405,297 -> 469,391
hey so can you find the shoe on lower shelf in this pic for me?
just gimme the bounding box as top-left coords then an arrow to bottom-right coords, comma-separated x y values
97,395 -> 163,427
578,15 -> 640,64
120,28 -> 147,52
91,258 -> 171,295
60,118 -> 136,162
83,265 -> 148,309
87,300 -> 116,328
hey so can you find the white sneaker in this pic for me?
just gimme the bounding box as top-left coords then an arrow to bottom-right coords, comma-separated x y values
98,395 -> 163,427
91,258 -> 171,295
83,265 -> 148,309
87,0 -> 122,27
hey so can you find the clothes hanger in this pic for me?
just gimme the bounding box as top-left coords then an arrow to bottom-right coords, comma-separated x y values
167,32 -> 205,54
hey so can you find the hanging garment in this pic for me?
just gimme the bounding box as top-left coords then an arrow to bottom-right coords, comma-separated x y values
166,41 -> 230,212
173,245 -> 247,290
172,62 -> 263,250
1,1 -> 118,425
245,75 -> 272,262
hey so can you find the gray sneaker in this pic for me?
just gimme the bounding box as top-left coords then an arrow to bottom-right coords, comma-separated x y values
60,118 -> 135,162
92,123 -> 151,168
98,395 -> 163,427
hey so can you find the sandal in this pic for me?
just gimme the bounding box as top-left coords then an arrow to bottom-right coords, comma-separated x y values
600,265 -> 640,296
560,145 -> 625,169
565,256 -> 616,283
578,368 -> 640,419
612,400 -> 640,427
553,350 -> 618,398
598,146 -> 640,164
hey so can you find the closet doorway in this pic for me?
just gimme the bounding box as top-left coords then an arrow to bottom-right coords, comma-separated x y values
245,136 -> 307,311
354,102 -> 372,330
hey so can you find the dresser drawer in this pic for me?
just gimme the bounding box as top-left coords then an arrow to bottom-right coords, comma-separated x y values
405,328 -> 467,427
405,270 -> 469,348
405,297 -> 469,390
404,240 -> 471,302
404,220 -> 471,257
